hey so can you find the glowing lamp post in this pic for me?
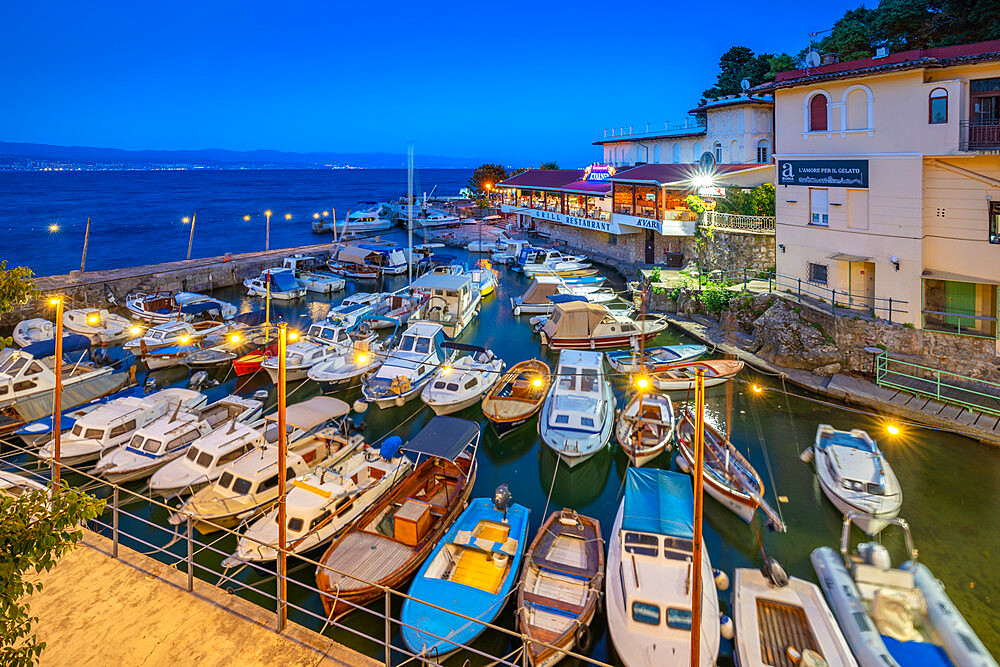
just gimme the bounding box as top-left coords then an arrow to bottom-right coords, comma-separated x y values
276,323 -> 289,631
265,209 -> 273,251
49,296 -> 64,490
182,214 -> 196,261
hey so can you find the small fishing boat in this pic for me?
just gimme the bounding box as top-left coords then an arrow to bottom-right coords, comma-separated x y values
511,280 -> 565,316
614,391 -> 674,467
92,395 -> 263,483
38,388 -> 206,465
244,267 -> 306,300
650,359 -> 744,391
168,397 -> 358,533
519,249 -> 590,277
0,470 -> 46,497
327,245 -> 381,281
466,230 -> 514,253
0,335 -> 114,410
372,290 -> 422,326
222,440 -> 413,566
606,468 -> 721,667
408,273 -> 482,339
481,359 -> 550,437
308,328 -> 389,393
281,255 -> 346,293
539,350 -> 615,468
233,342 -> 279,376
358,244 -> 408,275
420,344 -> 504,415
732,565 -> 856,667
468,261 -> 499,297
400,487 -> 530,660
534,274 -> 607,294
606,344 -> 708,374
491,239 -> 534,265
536,301 -> 668,350
261,321 -> 356,382
62,309 -> 133,345
361,322 -> 454,409
124,320 -> 228,355
803,424 -> 902,536
813,514 -> 996,667
326,301 -> 377,329
124,291 -> 237,324
316,416 -> 479,620
12,318 -> 54,347
675,411 -> 786,530
517,509 -> 604,667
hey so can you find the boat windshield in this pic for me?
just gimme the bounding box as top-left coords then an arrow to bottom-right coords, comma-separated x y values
558,366 -> 577,390
414,337 -> 430,354
232,477 -> 253,494
142,438 -> 163,454
623,532 -> 658,557
0,355 -> 27,374
218,471 -> 234,489
399,335 -> 415,352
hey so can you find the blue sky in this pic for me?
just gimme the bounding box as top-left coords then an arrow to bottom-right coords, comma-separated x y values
1,1 -> 860,167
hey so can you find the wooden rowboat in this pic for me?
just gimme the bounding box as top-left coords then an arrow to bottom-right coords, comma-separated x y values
675,411 -> 786,531
481,359 -> 551,437
517,509 -> 603,667
614,391 -> 674,467
651,359 -> 744,391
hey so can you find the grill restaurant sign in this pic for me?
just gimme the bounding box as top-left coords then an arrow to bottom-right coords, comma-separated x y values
778,160 -> 869,188
583,164 -> 616,182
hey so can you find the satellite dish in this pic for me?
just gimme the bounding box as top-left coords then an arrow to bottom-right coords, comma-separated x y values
805,50 -> 821,68
740,78 -> 751,92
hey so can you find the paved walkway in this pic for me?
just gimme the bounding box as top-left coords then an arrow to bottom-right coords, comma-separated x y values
26,531 -> 377,667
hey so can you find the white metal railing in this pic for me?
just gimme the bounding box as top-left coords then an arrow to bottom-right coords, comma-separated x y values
603,117 -> 706,139
700,210 -> 775,233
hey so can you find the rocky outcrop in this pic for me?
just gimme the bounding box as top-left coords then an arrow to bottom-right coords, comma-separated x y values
750,301 -> 843,370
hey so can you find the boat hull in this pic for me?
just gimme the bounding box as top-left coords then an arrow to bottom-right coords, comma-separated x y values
816,473 -> 897,536
539,331 -> 658,350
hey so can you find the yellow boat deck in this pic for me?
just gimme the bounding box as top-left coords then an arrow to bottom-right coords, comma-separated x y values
449,523 -> 510,594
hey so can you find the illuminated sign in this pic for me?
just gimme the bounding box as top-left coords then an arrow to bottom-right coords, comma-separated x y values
778,160 -> 869,188
698,187 -> 726,197
583,164 -> 616,182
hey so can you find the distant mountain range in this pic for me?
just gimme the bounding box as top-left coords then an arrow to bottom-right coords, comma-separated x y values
0,140 -> 477,170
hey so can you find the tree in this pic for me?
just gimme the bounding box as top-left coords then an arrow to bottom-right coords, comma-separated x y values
0,261 -> 39,349
539,161 -> 559,170
751,183 -> 776,217
815,7 -> 880,61
466,164 -> 508,196
702,46 -> 794,98
1,486 -> 105,664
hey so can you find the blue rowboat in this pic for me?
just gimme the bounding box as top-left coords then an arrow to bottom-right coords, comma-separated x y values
605,344 -> 707,374
400,496 -> 530,660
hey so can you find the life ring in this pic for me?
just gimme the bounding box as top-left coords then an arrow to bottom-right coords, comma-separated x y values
574,623 -> 592,653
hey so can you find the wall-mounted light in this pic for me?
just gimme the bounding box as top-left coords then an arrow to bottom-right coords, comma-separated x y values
778,243 -> 786,253
890,255 -> 900,271
786,200 -> 798,203
830,202 -> 843,206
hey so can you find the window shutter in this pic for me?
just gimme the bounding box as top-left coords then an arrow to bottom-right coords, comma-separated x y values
810,96 -> 828,131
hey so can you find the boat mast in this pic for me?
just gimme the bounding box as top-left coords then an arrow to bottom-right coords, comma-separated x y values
691,368 -> 706,667
407,144 -> 414,285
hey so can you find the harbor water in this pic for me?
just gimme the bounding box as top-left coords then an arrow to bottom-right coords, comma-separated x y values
1,172 -> 998,663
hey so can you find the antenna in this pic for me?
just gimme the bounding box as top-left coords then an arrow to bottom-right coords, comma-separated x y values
740,79 -> 751,92
805,50 -> 821,68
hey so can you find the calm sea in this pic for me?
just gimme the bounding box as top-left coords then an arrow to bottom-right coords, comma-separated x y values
0,169 -> 470,276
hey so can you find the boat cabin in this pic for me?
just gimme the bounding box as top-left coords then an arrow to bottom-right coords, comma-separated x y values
409,273 -> 482,338
0,335 -> 105,408
307,322 -> 351,347
549,350 -> 605,432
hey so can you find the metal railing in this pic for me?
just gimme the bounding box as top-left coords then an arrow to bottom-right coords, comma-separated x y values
0,440 -> 612,667
922,309 -> 999,339
960,119 -> 1000,151
875,353 -> 1000,417
700,211 -> 776,234
602,118 -> 706,139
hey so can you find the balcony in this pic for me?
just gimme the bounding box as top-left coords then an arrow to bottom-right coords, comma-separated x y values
960,119 -> 1000,151
700,210 -> 775,235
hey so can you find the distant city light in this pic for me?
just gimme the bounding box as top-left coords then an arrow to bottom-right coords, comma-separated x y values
48,223 -> 59,232
284,213 -> 292,220
243,215 -> 251,222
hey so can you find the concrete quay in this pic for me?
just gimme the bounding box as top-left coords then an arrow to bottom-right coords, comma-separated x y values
664,311 -> 1000,448
26,530 -> 377,667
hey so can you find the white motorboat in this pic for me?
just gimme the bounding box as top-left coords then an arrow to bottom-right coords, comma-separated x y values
0,335 -> 113,410
519,249 -> 590,277
415,206 -> 460,228
168,397 -> 358,533
38,388 -> 206,465
62,309 -> 132,345
372,290 -> 422,326
614,391 -> 674,467
420,344 -> 505,415
468,264 -> 499,297
12,318 -> 54,347
92,395 -> 263,484
150,414 -> 288,498
606,468 -> 720,667
408,273 -> 482,339
341,292 -> 383,307
538,350 -> 614,468
326,301 -> 376,329
0,470 -> 47,497
223,442 -> 413,566
15,385 -> 144,449
244,268 -> 306,300
536,301 -> 668,350
732,566 -> 856,667
491,239 -> 534,265
804,424 -> 902,536
361,322 -> 454,409
261,321 -> 355,382
534,274 -> 607,294
813,514 -> 996,667
281,255 -> 346,293
466,230 -> 514,253
307,325 -> 389,393
339,205 -> 395,235
123,291 -> 237,324
124,320 -> 228,355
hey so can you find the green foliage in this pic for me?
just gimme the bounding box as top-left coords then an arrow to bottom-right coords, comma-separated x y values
751,184 -> 775,216
715,184 -> 776,217
1,486 -> 105,664
649,267 -> 662,284
700,285 -> 735,313
538,161 -> 559,170
466,164 -> 508,197
685,195 -> 706,214
903,322 -> 915,329
702,46 -> 796,98
0,261 -> 39,314
668,287 -> 682,301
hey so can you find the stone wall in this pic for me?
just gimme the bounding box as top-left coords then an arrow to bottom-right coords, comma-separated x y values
697,228 -> 774,274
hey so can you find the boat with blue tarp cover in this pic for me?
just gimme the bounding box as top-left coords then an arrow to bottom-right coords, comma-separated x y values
244,268 -> 306,300
400,488 -> 530,660
606,468 -> 720,666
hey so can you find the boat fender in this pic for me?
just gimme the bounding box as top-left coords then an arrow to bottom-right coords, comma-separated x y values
353,399 -> 368,414
719,613 -> 734,641
764,558 -> 789,588
858,542 -> 891,570
253,389 -> 269,401
144,377 -> 158,393
799,447 -> 814,464
513,306 -> 521,316
574,623 -> 592,653
713,568 -> 730,591
380,436 -> 403,461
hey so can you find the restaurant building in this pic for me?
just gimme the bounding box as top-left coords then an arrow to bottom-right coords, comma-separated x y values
756,39 -> 1000,345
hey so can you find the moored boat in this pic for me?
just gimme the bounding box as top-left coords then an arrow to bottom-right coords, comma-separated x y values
62,309 -> 132,345
361,322 -> 454,409
12,318 -> 54,348
408,272 -> 482,339
536,301 -> 668,350
481,359 -> 550,437
420,344 -> 504,415
606,344 -> 708,374
650,359 -> 744,391
539,349 -> 614,468
244,268 -> 306,300
517,509 -> 604,667
614,391 -> 674,467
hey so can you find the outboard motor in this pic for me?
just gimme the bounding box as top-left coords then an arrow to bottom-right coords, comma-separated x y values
858,542 -> 892,570
764,558 -> 789,588
188,371 -> 209,389
144,376 -> 158,393
252,389 -> 269,401
493,483 -> 512,524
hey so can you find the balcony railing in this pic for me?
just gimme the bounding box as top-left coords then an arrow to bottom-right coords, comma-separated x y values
700,210 -> 776,234
960,119 -> 1000,151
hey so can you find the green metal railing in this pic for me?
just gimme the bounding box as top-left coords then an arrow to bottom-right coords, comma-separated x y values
875,353 -> 1000,417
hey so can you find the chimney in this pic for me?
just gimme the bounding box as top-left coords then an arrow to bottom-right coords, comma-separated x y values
821,53 -> 840,65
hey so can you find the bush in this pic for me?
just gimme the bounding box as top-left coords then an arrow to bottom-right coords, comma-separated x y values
668,287 -> 682,301
698,285 -> 735,313
649,267 -> 662,283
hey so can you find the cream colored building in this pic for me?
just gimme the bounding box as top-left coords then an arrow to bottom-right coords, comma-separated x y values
759,40 -> 1000,345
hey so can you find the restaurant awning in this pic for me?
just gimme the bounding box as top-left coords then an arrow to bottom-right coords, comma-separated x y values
921,269 -> 1000,286
827,252 -> 873,263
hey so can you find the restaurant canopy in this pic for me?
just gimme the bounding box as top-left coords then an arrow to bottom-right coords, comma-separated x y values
623,468 -> 694,539
403,416 -> 480,461
541,301 -> 607,339
265,396 -> 350,430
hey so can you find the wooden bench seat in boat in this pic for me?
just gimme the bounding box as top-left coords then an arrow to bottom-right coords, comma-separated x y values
521,590 -> 587,617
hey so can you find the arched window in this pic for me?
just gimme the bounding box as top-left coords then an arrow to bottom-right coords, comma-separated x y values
672,143 -> 680,163
846,88 -> 869,129
713,142 -> 723,163
756,139 -> 770,163
929,88 -> 948,124
654,144 -> 661,163
729,140 -> 740,163
810,95 -> 828,131
692,142 -> 702,161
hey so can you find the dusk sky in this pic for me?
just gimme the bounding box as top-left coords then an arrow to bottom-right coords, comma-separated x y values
2,1 -> 862,167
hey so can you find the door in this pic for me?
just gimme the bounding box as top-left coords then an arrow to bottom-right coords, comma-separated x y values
849,261 -> 875,311
944,281 -> 977,329
644,231 -> 655,264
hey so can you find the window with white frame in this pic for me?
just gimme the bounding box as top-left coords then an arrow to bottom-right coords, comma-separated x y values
713,142 -> 723,163
756,140 -> 770,163
810,188 -> 829,226
808,263 -> 828,285
672,143 -> 680,163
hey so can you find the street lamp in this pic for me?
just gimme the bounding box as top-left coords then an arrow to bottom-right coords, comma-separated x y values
182,214 -> 196,261
265,209 -> 273,251
49,296 -> 64,490
243,215 -> 251,222
276,322 -> 289,631
49,223 -> 59,233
